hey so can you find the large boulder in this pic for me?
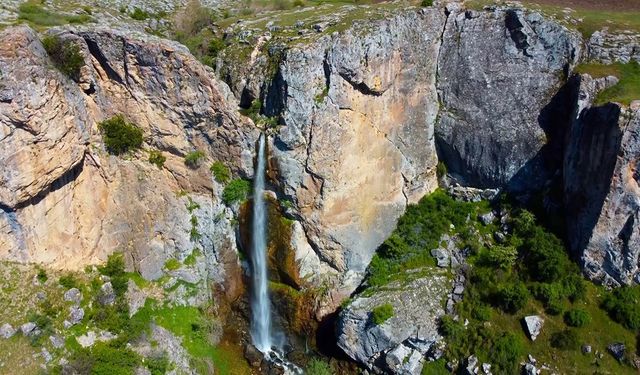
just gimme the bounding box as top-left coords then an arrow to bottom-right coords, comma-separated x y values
336,270 -> 450,372
436,6 -> 581,188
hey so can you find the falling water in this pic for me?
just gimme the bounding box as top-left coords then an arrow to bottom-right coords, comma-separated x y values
250,133 -> 272,353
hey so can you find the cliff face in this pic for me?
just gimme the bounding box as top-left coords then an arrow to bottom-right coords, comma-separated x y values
265,8 -> 445,297
436,6 -> 581,188
564,74 -> 640,286
0,26 -> 256,298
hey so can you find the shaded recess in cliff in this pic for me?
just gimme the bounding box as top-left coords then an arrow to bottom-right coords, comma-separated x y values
564,102 -> 623,257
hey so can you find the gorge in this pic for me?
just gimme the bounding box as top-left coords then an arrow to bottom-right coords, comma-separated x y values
0,0 -> 639,374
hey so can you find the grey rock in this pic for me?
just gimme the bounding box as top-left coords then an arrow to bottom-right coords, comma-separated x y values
41,348 -> 52,363
582,344 -> 592,354
127,279 -> 147,317
564,74 -> 640,285
0,323 -> 16,339
588,30 -> 640,64
478,212 -> 495,226
431,248 -> 450,268
67,306 -> 84,326
465,355 -> 478,375
77,331 -> 96,348
523,363 -> 537,375
437,8 -> 581,188
20,322 -> 37,336
63,288 -> 82,304
336,271 -> 450,370
482,363 -> 492,375
50,335 -> 65,349
523,316 -> 544,341
98,282 -> 116,306
608,342 -> 625,361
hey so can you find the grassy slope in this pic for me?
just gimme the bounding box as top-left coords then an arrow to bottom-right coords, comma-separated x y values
575,62 -> 640,106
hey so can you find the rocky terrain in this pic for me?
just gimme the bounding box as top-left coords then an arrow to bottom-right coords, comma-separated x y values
0,0 -> 639,374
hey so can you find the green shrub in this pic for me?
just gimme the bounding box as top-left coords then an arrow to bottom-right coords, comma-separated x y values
239,99 -> 262,120
59,274 -> 79,289
421,0 -> 434,6
36,268 -> 48,283
146,354 -> 170,375
306,358 -> 331,375
479,245 -> 517,270
210,161 -> 231,184
471,304 -> 492,321
421,358 -> 448,375
184,150 -> 205,169
550,329 -> 579,350
98,253 -> 128,296
545,297 -> 564,316
490,332 -> 524,373
98,115 -> 143,155
66,342 -> 141,375
130,7 -> 150,20
41,35 -> 85,81
564,308 -> 590,327
222,179 -> 251,205
371,303 -> 394,325
439,315 -> 464,338
293,0 -> 305,7
148,150 -> 166,169
495,282 -> 529,313
164,258 -> 181,271
602,286 -> 640,330
19,3 -> 91,27
207,38 -> 225,59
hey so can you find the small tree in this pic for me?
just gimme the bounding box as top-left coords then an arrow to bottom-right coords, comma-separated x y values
98,115 -> 143,155
41,35 -> 84,81
495,282 -> 529,313
184,150 -> 205,169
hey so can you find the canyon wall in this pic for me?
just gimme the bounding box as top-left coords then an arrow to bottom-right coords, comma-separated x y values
0,26 -> 256,302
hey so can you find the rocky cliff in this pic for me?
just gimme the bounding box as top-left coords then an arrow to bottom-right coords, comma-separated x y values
564,74 -> 640,286
264,8 -> 445,304
0,25 -> 256,301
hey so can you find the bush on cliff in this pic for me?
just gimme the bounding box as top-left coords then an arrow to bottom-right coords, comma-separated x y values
184,150 -> 205,169
222,179 -> 251,205
210,161 -> 231,184
41,35 -> 85,81
98,115 -> 143,155
148,150 -> 166,169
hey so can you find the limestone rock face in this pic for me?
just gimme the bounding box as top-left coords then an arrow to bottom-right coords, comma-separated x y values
267,9 -> 445,297
564,74 -> 640,286
436,7 -> 581,188
587,30 -> 640,64
336,271 -> 450,372
0,25 -> 255,297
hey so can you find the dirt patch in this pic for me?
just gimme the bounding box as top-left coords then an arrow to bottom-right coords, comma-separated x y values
524,0 -> 640,12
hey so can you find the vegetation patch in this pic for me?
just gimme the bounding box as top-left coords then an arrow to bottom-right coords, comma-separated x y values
148,150 -> 166,169
41,35 -> 85,81
98,115 -> 144,155
210,161 -> 231,184
18,2 -> 92,28
184,150 -> 206,169
575,62 -> 640,106
371,303 -> 394,325
222,179 -> 251,205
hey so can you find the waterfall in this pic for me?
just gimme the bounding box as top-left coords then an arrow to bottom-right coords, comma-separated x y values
250,133 -> 273,353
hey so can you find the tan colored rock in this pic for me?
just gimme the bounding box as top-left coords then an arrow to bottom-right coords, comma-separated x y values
0,25 -> 255,289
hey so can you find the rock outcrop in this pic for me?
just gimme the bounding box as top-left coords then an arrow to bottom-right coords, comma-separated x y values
264,8 -> 445,300
436,6 -> 581,188
564,73 -> 640,285
0,24 -> 255,302
336,270 -> 450,373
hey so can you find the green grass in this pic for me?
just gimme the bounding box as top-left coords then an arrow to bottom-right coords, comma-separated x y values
17,2 -> 92,28
371,303 -> 394,325
574,62 -> 640,106
153,306 -> 250,375
163,258 -> 181,271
